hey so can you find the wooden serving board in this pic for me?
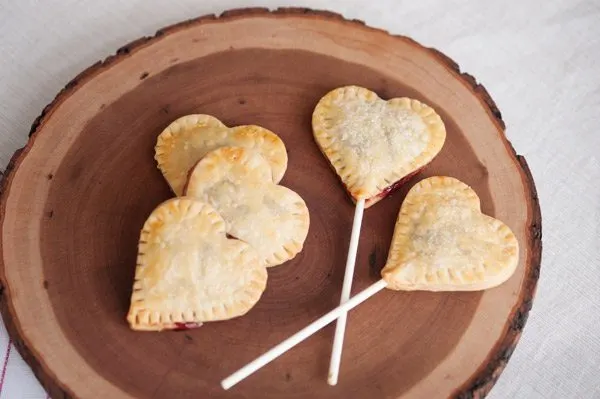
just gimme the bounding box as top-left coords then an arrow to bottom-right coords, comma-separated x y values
0,8 -> 541,399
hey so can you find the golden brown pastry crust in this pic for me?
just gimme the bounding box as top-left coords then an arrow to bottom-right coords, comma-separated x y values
155,114 -> 287,195
127,198 -> 267,331
183,146 -> 272,194
312,86 -> 446,208
185,147 -> 310,267
381,176 -> 519,291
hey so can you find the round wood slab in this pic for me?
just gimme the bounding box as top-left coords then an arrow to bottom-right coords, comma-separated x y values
0,8 -> 541,399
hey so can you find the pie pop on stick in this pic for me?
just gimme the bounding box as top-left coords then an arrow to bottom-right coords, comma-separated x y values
312,86 -> 446,384
221,176 -> 519,389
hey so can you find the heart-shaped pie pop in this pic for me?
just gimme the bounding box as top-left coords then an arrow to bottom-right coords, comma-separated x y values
127,198 -> 267,331
312,86 -> 446,208
155,114 -> 288,195
185,147 -> 310,267
381,176 -> 519,291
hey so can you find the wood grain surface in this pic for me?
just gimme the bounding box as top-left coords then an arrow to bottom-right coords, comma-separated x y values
0,7 -> 541,399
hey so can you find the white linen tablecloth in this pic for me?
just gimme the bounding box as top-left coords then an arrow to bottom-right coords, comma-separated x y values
0,0 -> 599,398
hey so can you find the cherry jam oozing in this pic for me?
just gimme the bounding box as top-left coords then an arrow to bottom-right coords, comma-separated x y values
377,179 -> 405,199
370,168 -> 424,203
173,322 -> 203,331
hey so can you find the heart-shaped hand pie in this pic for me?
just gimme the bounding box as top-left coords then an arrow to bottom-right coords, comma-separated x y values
185,147 -> 310,267
127,198 -> 267,331
183,145 -> 272,189
381,176 -> 519,291
312,86 -> 446,208
155,114 -> 288,195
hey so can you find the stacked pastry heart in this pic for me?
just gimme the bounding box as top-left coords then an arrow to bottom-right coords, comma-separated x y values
127,115 -> 310,331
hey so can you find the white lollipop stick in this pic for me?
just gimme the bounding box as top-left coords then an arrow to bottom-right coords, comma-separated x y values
221,279 -> 388,390
328,198 -> 365,385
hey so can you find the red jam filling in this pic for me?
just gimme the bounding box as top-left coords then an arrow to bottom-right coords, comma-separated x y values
377,179 -> 405,199
173,322 -> 203,331
368,168 -> 424,204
